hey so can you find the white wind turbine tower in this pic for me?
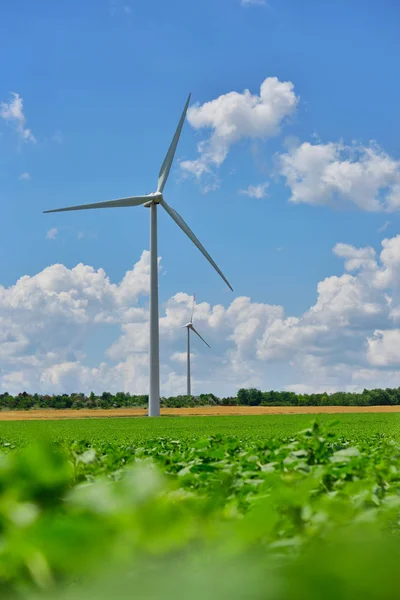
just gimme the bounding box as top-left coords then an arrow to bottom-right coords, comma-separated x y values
182,295 -> 210,397
43,95 -> 232,417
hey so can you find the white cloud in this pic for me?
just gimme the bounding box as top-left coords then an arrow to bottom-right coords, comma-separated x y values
333,243 -> 377,272
19,172 -> 31,181
367,330 -> 400,367
0,251 -> 153,394
46,228 -> 59,240
239,182 -> 269,199
171,351 -> 193,364
278,141 -> 400,212
373,235 -> 400,290
0,93 -> 36,143
5,236 -> 400,395
181,77 -> 298,182
254,236 -> 400,390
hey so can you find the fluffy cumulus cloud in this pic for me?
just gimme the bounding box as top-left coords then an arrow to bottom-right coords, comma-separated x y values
5,235 -> 400,395
367,330 -> 400,367
333,243 -> 377,272
0,251 -> 151,390
181,77 -> 298,183
256,235 -> 400,391
278,141 -> 400,212
0,92 -> 35,143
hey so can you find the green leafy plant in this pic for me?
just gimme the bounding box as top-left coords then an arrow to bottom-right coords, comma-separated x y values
0,419 -> 400,598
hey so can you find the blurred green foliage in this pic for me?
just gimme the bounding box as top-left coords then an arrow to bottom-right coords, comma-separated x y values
1,420 -> 400,598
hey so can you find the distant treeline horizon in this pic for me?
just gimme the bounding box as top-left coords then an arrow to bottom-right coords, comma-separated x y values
1,387 -> 400,410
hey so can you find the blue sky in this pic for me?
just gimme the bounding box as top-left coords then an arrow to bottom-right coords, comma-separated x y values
1,0 -> 400,396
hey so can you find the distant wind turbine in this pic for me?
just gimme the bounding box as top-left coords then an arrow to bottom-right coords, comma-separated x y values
43,95 -> 232,417
182,295 -> 210,396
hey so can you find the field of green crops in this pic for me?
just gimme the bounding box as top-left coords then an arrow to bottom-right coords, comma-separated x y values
1,413 -> 400,599
2,412 -> 400,445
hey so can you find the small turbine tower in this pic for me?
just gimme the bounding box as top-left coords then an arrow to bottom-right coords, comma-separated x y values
43,95 -> 232,417
182,295 -> 210,396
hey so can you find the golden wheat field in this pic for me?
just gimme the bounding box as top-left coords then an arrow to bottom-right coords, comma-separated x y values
1,405 -> 400,420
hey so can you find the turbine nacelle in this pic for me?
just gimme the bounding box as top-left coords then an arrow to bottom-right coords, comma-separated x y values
143,192 -> 163,207
182,297 -> 211,349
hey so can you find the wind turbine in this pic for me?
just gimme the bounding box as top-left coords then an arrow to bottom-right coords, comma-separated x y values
182,295 -> 210,397
43,95 -> 232,417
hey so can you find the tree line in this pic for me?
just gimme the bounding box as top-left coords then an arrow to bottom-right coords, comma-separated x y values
1,386 -> 400,410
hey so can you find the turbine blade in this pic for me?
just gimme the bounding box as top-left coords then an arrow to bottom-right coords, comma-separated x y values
190,294 -> 196,323
161,199 -> 233,291
191,325 -> 211,348
43,195 -> 151,214
157,94 -> 191,193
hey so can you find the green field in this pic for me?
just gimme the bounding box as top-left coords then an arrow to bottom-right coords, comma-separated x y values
2,412 -> 400,446
1,413 -> 400,599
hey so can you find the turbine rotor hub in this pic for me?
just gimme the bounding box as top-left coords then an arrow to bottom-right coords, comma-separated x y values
143,192 -> 163,207
152,192 -> 163,203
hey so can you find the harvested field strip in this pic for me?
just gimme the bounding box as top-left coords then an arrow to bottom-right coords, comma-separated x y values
1,405 -> 400,421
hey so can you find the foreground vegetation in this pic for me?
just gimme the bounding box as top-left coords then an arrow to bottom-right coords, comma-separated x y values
3,385 -> 400,410
1,415 -> 400,597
